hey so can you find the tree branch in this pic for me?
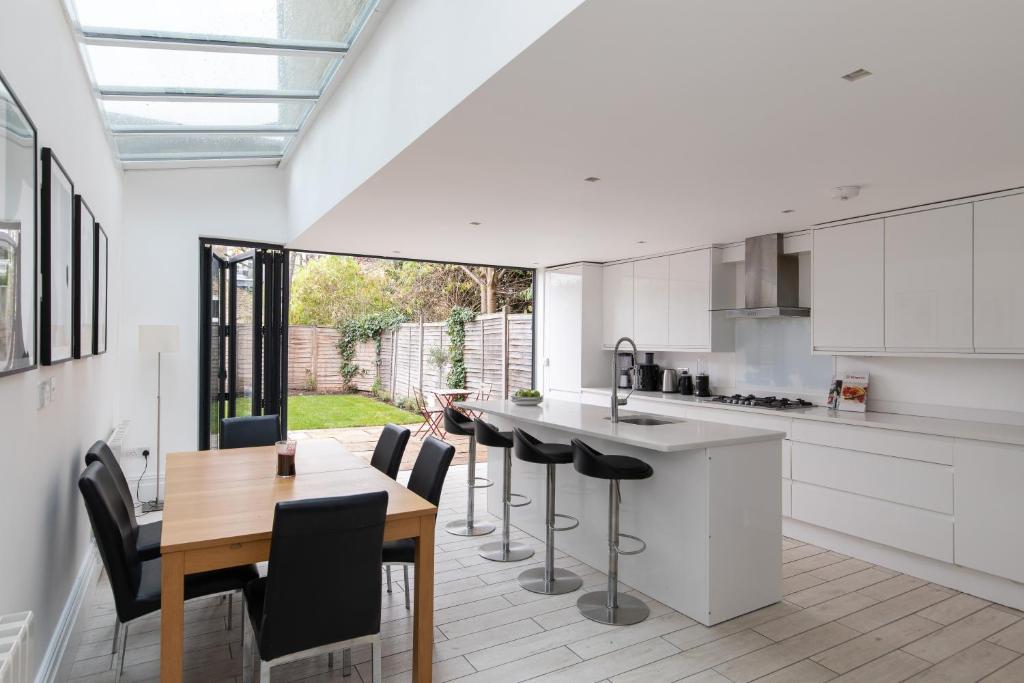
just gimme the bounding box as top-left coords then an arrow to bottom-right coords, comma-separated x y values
458,264 -> 484,286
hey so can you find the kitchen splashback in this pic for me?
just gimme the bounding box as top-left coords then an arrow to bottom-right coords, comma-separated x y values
733,317 -> 833,393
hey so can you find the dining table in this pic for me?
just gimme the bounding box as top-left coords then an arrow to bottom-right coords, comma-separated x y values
158,438 -> 437,681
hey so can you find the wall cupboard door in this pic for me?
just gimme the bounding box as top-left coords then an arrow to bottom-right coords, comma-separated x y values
602,261 -> 634,347
669,249 -> 711,348
812,220 -> 885,350
884,205 -> 973,351
974,194 -> 1024,352
633,256 -> 670,347
953,440 -> 1024,583
543,267 -> 582,394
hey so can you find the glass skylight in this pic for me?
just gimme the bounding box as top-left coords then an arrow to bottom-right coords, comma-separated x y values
64,0 -> 379,166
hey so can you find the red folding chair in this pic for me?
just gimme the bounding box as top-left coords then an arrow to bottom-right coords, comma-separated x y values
413,390 -> 446,439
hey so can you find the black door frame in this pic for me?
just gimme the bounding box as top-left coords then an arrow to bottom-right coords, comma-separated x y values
198,238 -> 288,449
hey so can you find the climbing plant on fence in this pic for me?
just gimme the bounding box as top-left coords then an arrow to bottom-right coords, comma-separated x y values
445,306 -> 477,389
337,309 -> 407,392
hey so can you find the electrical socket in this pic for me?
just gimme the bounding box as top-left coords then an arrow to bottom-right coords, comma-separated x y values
125,447 -> 149,459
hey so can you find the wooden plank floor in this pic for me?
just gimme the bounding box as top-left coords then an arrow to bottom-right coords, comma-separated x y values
61,462 -> 1024,683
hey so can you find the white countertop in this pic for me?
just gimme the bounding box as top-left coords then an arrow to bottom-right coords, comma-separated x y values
581,387 -> 1024,447
460,398 -> 785,452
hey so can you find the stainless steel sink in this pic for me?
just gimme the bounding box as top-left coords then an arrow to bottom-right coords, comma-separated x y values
604,415 -> 684,426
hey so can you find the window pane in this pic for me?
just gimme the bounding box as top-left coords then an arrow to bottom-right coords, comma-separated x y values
72,0 -> 374,45
115,133 -> 291,160
86,45 -> 337,93
102,100 -> 311,129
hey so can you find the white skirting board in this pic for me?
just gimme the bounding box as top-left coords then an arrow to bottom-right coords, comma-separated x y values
784,518 -> 1024,611
34,543 -> 100,683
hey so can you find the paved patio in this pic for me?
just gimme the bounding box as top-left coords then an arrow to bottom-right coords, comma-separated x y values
289,423 -> 481,470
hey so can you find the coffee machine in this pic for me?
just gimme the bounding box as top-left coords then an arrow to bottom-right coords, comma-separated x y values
616,352 -> 634,389
635,352 -> 661,391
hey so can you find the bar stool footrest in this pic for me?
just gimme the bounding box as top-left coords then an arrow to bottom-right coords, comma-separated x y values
613,532 -> 646,556
509,493 -> 531,508
468,477 -> 493,489
552,513 -> 579,532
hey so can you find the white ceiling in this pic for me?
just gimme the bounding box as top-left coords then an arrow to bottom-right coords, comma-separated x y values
289,0 -> 1024,267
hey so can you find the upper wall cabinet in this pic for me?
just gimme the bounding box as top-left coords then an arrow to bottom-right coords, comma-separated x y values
634,256 -> 670,347
668,249 -> 712,348
812,220 -> 885,350
884,205 -> 973,351
602,261 -> 634,347
974,194 -> 1024,352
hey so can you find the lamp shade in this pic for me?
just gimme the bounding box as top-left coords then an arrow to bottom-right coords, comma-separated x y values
139,325 -> 180,353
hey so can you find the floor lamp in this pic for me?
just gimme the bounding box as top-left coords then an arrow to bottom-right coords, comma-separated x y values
139,325 -> 180,513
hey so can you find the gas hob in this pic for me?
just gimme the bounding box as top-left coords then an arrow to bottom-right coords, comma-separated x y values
707,394 -> 814,410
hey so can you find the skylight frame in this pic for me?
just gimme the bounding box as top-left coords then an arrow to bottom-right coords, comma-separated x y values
61,0 -> 383,168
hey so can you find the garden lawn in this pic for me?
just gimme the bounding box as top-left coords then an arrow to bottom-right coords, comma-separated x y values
286,393 -> 423,430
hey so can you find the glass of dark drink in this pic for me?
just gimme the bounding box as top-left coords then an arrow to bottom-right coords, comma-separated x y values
276,440 -> 297,477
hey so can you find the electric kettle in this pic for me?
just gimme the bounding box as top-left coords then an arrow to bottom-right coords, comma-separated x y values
661,368 -> 678,393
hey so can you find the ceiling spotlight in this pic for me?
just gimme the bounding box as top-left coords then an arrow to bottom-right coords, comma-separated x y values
392,250 -> 401,254
584,176 -> 601,183
831,185 -> 861,201
781,209 -> 796,214
469,221 -> 481,226
637,240 -> 647,245
841,68 -> 873,82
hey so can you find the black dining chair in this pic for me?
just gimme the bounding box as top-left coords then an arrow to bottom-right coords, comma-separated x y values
84,440 -> 161,561
370,423 -> 411,481
242,492 -> 389,683
78,462 -> 259,682
382,436 -> 456,609
220,414 -> 281,449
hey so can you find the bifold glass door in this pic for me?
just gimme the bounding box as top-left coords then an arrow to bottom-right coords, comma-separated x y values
200,242 -> 289,449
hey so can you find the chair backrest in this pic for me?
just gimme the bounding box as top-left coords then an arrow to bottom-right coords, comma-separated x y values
220,414 -> 280,450
78,462 -> 142,624
405,436 -> 455,506
443,407 -> 472,435
257,492 -> 388,660
477,383 -> 493,401
370,424 -> 410,480
474,418 -> 512,449
84,440 -> 136,529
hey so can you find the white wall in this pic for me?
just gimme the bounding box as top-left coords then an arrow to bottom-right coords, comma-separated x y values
119,168 -> 287,488
0,0 -> 124,676
285,0 -> 584,245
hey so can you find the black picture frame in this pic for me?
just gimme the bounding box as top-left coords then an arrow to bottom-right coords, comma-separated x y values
0,69 -> 38,377
40,147 -> 74,365
73,195 -> 95,359
93,223 -> 108,355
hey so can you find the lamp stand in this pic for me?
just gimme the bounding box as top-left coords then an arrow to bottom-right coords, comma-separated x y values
142,351 -> 165,513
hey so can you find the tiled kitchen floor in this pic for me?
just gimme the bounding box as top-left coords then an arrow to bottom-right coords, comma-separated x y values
61,463 -> 1024,683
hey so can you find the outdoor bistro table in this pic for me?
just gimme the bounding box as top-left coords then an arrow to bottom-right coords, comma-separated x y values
427,387 -> 475,414
158,438 -> 438,682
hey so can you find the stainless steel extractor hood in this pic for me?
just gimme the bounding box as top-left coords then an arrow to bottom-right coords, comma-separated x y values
725,233 -> 810,318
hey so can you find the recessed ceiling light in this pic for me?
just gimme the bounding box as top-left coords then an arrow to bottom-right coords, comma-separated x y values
781,209 -> 796,214
637,240 -> 647,245
584,176 -> 601,183
392,250 -> 401,254
841,68 -> 872,82
469,221 -> 481,226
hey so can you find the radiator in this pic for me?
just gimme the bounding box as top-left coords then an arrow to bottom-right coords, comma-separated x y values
107,420 -> 131,459
0,611 -> 32,683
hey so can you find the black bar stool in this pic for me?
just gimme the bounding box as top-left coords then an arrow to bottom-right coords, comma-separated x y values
571,439 -> 653,626
442,408 -> 495,537
476,419 -> 534,562
513,428 -> 581,595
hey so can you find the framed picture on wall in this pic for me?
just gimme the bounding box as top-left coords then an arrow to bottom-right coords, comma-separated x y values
94,223 -> 108,355
41,147 -> 74,365
73,195 -> 95,359
0,69 -> 38,377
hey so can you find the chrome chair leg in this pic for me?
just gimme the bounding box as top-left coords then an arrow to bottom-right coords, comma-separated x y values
227,592 -> 234,631
372,637 -> 382,683
403,565 -> 411,610
111,617 -> 120,655
342,648 -> 352,676
479,447 -> 534,562
113,621 -> 128,683
519,463 -> 581,594
386,564 -> 392,593
445,435 -> 495,536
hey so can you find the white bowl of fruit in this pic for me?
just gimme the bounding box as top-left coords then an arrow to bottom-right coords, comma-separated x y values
511,389 -> 543,406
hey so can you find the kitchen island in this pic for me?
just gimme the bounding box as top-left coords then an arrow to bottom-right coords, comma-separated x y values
460,398 -> 786,626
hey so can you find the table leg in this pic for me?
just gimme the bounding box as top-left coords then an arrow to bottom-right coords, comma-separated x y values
160,551 -> 185,682
412,515 -> 436,682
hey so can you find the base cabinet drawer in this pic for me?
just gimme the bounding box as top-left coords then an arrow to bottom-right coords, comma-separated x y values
791,482 -> 953,562
791,442 -> 953,513
791,421 -> 953,465
954,440 -> 1024,583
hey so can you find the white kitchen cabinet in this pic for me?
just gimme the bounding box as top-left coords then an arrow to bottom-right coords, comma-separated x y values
602,261 -> 634,347
884,205 -> 974,351
544,264 -> 605,396
974,194 -> 1024,352
812,220 -> 885,350
633,256 -> 670,347
953,439 -> 1024,583
668,249 -> 711,348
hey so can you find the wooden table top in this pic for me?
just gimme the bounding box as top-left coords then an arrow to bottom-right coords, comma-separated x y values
161,439 -> 437,554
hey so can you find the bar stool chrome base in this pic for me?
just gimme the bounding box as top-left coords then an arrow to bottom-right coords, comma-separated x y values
518,566 -> 582,595
445,518 -> 495,536
577,591 -> 650,626
478,540 -> 534,562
